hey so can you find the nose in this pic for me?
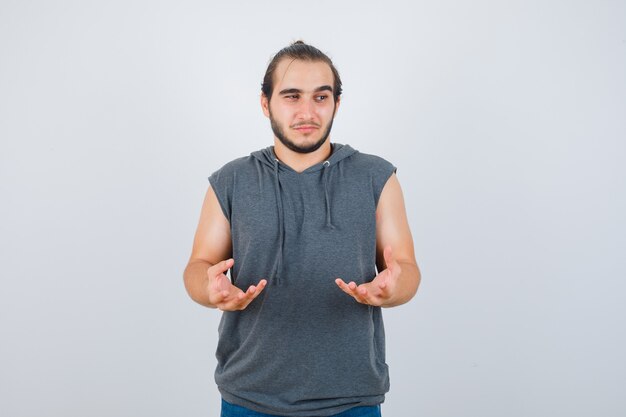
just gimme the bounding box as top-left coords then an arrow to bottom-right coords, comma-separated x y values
296,97 -> 316,120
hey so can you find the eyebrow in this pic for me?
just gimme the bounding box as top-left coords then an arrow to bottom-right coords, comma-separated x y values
278,85 -> 333,95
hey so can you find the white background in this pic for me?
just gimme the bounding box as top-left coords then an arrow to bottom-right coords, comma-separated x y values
1,1 -> 625,416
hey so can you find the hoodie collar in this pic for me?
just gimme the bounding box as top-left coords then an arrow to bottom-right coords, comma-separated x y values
251,143 -> 357,173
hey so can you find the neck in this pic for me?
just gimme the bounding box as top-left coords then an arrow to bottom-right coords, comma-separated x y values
273,139 -> 333,173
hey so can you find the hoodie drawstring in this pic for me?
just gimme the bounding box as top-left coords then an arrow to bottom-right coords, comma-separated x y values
322,160 -> 336,230
272,158 -> 285,286
260,145 -> 355,286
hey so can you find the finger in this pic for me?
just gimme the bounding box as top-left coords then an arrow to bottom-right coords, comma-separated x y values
356,284 -> 382,306
376,277 -> 392,298
355,284 -> 378,305
335,278 -> 348,288
349,282 -> 373,305
357,284 -> 374,300
242,278 -> 268,298
236,285 -> 258,303
208,258 -> 234,278
217,287 -> 245,311
211,273 -> 232,294
230,279 -> 269,310
335,278 -> 357,295
335,278 -> 360,299
251,279 -> 268,298
376,269 -> 392,291
209,285 -> 230,304
337,278 -> 373,305
240,283 -> 266,308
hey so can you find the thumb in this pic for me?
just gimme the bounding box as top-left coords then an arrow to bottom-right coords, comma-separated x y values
208,258 -> 234,279
209,271 -> 234,301
383,246 -> 394,271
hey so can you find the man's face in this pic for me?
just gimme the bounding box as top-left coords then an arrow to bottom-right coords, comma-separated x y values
261,59 -> 340,154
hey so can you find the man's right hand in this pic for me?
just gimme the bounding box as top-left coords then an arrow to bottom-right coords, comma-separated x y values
207,258 -> 267,311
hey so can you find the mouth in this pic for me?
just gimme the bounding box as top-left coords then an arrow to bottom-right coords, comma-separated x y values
292,125 -> 320,134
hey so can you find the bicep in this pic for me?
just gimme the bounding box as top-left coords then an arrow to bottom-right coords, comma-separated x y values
188,185 -> 232,264
375,173 -> 416,271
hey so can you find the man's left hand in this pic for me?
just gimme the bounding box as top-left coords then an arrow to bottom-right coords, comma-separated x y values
335,246 -> 401,307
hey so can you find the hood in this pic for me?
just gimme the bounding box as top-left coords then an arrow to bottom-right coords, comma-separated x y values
250,143 -> 357,285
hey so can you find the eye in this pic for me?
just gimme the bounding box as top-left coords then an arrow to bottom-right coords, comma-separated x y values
315,95 -> 329,102
285,94 -> 299,100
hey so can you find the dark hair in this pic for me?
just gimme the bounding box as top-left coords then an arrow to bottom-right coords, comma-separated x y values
261,40 -> 342,101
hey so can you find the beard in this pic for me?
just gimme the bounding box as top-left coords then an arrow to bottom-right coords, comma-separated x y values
269,109 -> 335,154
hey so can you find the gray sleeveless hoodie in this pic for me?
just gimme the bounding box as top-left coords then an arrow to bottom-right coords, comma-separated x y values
208,143 -> 397,416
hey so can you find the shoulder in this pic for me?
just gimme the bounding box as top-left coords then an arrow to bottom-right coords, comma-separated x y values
210,155 -> 254,176
343,149 -> 397,206
345,150 -> 397,176
208,155 -> 262,186
207,155 -> 259,217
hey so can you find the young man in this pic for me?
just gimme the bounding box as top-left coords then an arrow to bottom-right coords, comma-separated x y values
183,41 -> 421,417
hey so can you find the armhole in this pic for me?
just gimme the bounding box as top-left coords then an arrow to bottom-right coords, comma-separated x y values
208,175 -> 231,222
373,165 -> 398,208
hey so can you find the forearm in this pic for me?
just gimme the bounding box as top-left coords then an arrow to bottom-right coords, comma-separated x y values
183,259 -> 218,309
382,261 -> 421,308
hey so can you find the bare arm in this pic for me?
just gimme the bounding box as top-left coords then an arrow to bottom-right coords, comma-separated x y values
335,173 -> 421,307
183,185 -> 266,309
374,172 -> 421,306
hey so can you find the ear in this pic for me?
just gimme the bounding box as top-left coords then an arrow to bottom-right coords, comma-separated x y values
260,93 -> 270,118
334,95 -> 341,113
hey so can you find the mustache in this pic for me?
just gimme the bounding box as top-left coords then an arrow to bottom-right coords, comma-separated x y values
291,121 -> 321,128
